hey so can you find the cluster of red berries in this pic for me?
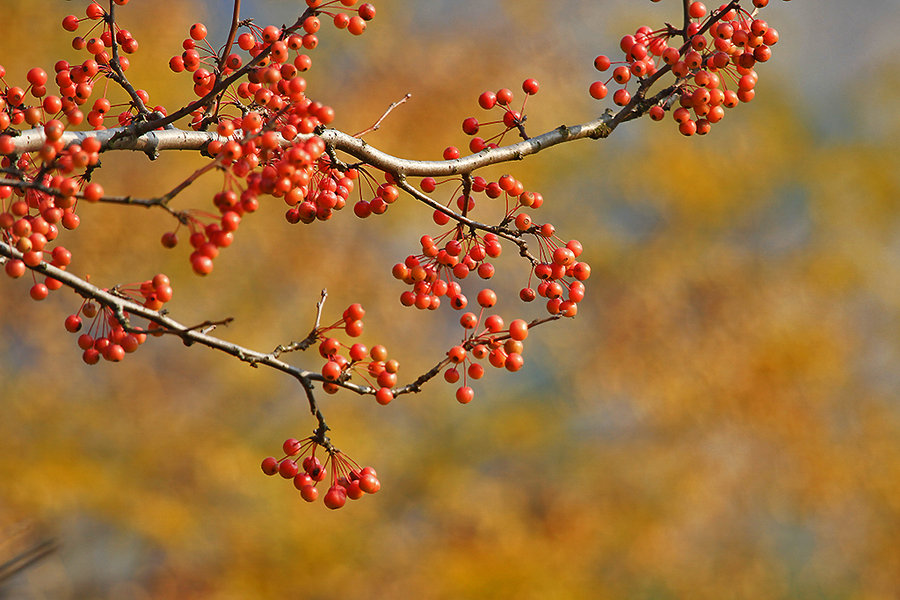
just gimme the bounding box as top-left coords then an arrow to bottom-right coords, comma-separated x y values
391,171 -> 537,307
590,1 -> 782,135
285,158 -> 381,224
519,235 -> 590,318
262,437 -> 380,509
444,306 -> 534,404
398,170 -> 590,318
311,303 -> 400,404
392,229 -> 501,312
63,273 -> 172,364
161,6 -> 380,269
0,126 -> 104,297
60,2 -> 160,128
447,78 -> 540,157
160,204 -> 240,277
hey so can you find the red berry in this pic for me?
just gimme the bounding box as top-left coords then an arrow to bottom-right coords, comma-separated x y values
64,314 -> 83,333
375,387 -> 393,405
589,81 -> 608,100
456,386 -> 474,404
509,319 -> 528,341
283,438 -> 303,456
300,484 -> 319,502
30,283 -> 49,301
324,485 -> 347,509
62,15 -> 80,31
261,456 -> 279,475
358,4 -> 376,20
478,91 -> 496,110
322,360 -> 342,381
4,259 -> 25,278
347,16 -> 366,35
190,23 -> 207,41
278,459 -> 299,478
358,473 -> 380,494
476,289 -> 497,308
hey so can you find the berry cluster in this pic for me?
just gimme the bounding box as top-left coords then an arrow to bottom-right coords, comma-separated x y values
160,4 -> 378,271
311,302 -> 400,404
301,303 -> 403,406
395,171 -> 590,318
0,126 -> 104,298
590,1 -> 783,135
444,307 -> 535,404
261,437 -> 380,509
392,228 -> 502,312
450,78 -> 540,155
63,273 -> 172,364
519,234 -> 590,318
59,2 -> 158,128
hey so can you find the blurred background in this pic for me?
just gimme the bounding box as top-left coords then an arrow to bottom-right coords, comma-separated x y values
1,0 -> 898,598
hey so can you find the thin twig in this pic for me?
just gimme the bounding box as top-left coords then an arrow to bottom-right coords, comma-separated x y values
353,93 -> 412,137
0,539 -> 58,583
216,0 -> 243,75
270,289 -> 328,358
105,1 -> 152,118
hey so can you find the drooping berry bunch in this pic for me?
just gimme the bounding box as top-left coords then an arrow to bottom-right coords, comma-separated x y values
303,302 -> 400,404
590,0 -> 783,135
391,171 -> 531,308
261,436 -> 380,509
63,273 -> 172,364
395,169 -> 590,319
443,297 -> 536,404
392,227 -> 501,312
518,232 -> 590,318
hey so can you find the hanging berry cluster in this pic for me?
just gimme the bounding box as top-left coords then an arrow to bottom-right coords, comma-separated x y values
63,274 -> 173,364
261,437 -> 381,509
310,302 -> 401,405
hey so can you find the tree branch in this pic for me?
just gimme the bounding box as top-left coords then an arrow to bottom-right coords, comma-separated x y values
0,240 -> 334,419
